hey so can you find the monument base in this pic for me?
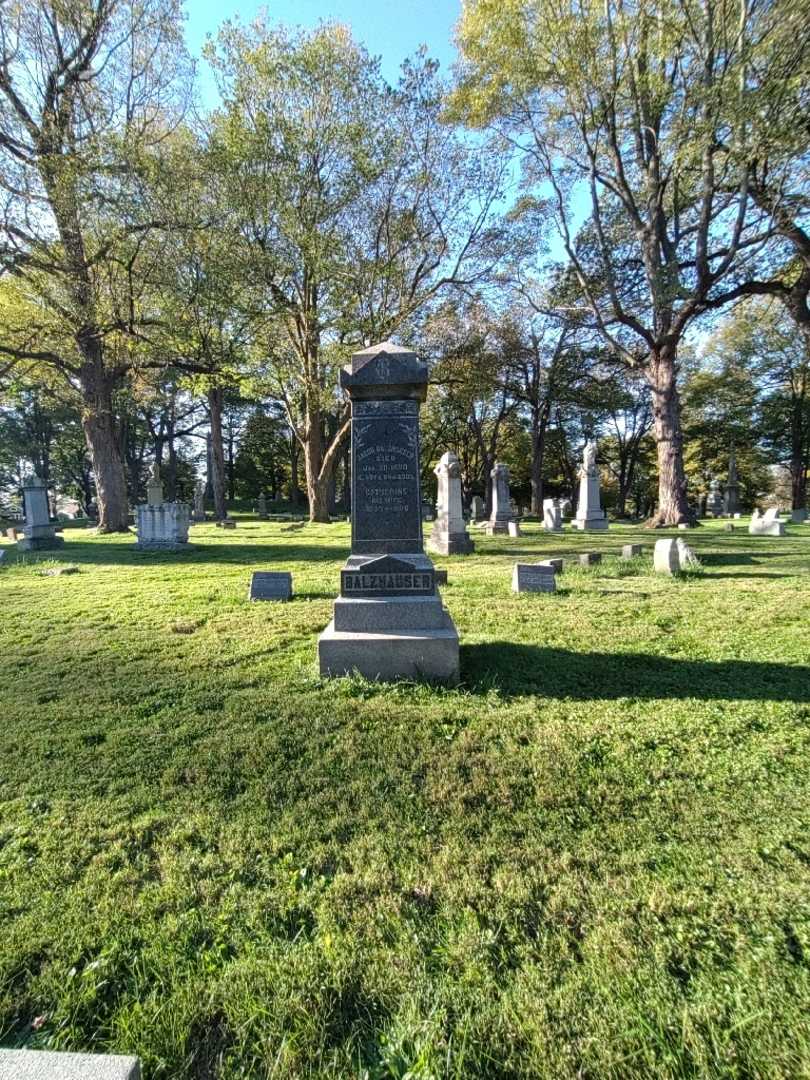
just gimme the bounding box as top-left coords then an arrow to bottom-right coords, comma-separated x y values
485,520 -> 512,535
318,613 -> 459,683
17,533 -> 64,552
135,540 -> 190,551
572,516 -> 608,531
427,528 -> 474,556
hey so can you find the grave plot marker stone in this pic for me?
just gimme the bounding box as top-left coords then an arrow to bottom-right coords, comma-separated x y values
542,498 -> 563,532
318,342 -> 460,682
248,571 -> 292,601
654,538 -> 680,574
572,440 -> 608,531
512,563 -> 556,593
508,520 -> 521,537
579,552 -> 602,567
621,544 -> 642,559
0,1048 -> 141,1080
749,508 -> 785,536
16,476 -> 64,552
428,451 -> 474,555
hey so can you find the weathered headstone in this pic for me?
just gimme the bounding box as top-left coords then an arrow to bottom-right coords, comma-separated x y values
191,480 -> 206,522
17,476 -> 64,552
434,568 -> 448,586
621,544 -> 642,559
0,1049 -> 141,1079
723,522 -> 735,532
579,552 -> 601,567
543,498 -> 563,532
706,477 -> 723,517
507,520 -> 521,537
749,508 -> 785,536
470,495 -> 485,521
512,563 -> 556,593
220,519 -> 236,529
723,450 -> 740,516
654,538 -> 680,574
135,464 -> 190,550
428,451 -> 473,555
486,463 -> 516,535
318,342 -> 459,682
572,440 -> 608,531
257,492 -> 269,520
248,571 -> 292,601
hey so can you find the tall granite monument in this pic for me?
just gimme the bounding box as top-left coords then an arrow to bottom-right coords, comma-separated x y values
17,475 -> 63,552
428,451 -> 474,555
572,440 -> 608,530
486,463 -> 516,534
318,342 -> 460,682
723,450 -> 740,516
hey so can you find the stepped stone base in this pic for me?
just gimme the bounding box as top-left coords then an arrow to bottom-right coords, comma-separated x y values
427,528 -> 474,556
572,516 -> 608,531
318,612 -> 460,683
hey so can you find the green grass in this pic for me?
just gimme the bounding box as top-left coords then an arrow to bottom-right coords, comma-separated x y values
1,518 -> 809,1079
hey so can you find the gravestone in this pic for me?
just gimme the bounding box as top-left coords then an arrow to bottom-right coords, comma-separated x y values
486,463 -> 515,534
791,507 -> 808,524
135,464 -> 190,550
257,492 -> 269,520
723,450 -> 740,516
579,552 -> 601,567
508,520 -> 521,537
723,522 -> 735,532
749,508 -> 785,536
218,519 -> 236,529
654,538 -> 680,574
622,544 -> 642,559
470,495 -> 485,521
573,440 -> 608,531
17,476 -> 64,552
706,477 -> 723,517
318,342 -> 460,682
542,498 -> 563,532
512,563 -> 556,593
428,451 -> 473,555
191,481 -> 206,522
0,1049 -> 141,1079
248,571 -> 292,601
434,568 -> 448,586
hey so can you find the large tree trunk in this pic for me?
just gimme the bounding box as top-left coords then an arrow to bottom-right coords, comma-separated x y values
646,350 -> 691,526
79,357 -> 129,532
790,396 -> 808,510
530,409 -> 548,515
208,387 -> 228,520
303,406 -> 330,523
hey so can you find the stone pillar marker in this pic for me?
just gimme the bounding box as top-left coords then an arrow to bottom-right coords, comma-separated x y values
428,451 -> 474,555
191,481 -> 206,522
471,495 -> 485,522
17,475 -> 64,552
706,476 -> 723,517
543,498 -> 563,532
572,440 -> 608,531
486,462 -> 515,534
135,463 -> 190,551
318,342 -> 460,683
723,450 -> 740,516
257,491 -> 269,520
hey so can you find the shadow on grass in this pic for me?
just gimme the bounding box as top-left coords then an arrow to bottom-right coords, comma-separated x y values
19,538 -> 349,567
462,642 -> 810,702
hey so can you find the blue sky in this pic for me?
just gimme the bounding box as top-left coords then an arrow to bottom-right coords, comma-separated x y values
183,0 -> 461,106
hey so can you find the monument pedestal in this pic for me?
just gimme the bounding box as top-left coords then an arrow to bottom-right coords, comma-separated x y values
17,527 -> 64,552
135,502 -> 190,550
317,343 -> 461,684
573,443 -> 609,530
17,476 -> 63,552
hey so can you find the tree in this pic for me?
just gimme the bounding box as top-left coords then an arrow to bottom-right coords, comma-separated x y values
454,0 -> 791,524
208,21 -> 505,521
0,0 -> 192,530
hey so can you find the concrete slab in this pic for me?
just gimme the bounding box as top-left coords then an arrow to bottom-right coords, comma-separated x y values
0,1049 -> 140,1080
318,612 -> 460,683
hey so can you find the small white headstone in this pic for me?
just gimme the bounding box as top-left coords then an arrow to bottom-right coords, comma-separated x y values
579,552 -> 601,567
654,538 -> 680,574
621,544 -> 642,559
512,563 -> 556,593
676,538 -> 700,568
507,520 -> 521,538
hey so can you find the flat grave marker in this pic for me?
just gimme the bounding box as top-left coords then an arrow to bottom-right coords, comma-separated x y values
512,563 -> 556,593
248,571 -> 292,601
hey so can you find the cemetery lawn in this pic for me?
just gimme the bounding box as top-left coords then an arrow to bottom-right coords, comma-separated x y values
2,519 -> 810,1080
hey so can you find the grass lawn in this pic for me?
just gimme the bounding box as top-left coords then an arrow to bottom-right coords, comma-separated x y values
1,518 -> 809,1079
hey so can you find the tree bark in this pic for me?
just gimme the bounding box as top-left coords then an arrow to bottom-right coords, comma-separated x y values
646,350 -> 691,526
208,387 -> 228,520
79,355 -> 129,532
